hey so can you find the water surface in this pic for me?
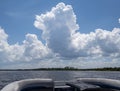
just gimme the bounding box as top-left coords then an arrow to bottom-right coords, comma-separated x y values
0,71 -> 120,89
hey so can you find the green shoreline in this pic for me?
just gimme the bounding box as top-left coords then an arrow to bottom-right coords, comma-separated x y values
0,67 -> 120,71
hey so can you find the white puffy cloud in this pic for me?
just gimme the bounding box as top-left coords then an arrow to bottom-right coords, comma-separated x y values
34,2 -> 79,58
1,2 -> 120,68
0,27 -> 8,41
0,27 -> 10,61
22,33 -> 51,61
0,27 -> 50,63
34,2 -> 120,59
0,27 -> 23,62
95,28 -> 120,57
72,28 -> 120,58
119,18 -> 120,23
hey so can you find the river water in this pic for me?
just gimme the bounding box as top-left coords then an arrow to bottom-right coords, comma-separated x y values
0,71 -> 120,89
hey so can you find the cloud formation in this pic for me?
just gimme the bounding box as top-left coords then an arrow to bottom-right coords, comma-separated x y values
22,33 -> 51,61
34,3 -> 79,58
34,2 -> 120,59
0,2 -> 120,68
0,27 -> 50,63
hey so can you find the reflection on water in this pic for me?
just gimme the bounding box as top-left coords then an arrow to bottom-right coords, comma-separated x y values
0,71 -> 120,89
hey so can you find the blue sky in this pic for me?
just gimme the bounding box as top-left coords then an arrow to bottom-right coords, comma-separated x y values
1,0 -> 120,44
0,0 -> 120,69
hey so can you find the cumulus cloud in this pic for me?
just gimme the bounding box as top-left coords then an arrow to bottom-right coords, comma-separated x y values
72,28 -> 120,58
22,33 -> 51,61
0,27 -> 10,61
1,2 -> 120,68
34,2 -> 120,59
0,27 -> 23,62
0,27 -> 50,63
119,18 -> 120,23
95,28 -> 120,57
34,2 -> 79,58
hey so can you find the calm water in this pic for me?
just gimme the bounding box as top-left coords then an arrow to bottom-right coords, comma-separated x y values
0,71 -> 120,89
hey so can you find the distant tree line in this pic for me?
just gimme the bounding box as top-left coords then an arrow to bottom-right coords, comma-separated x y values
33,66 -> 79,71
0,67 -> 120,71
33,67 -> 120,71
87,67 -> 120,71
